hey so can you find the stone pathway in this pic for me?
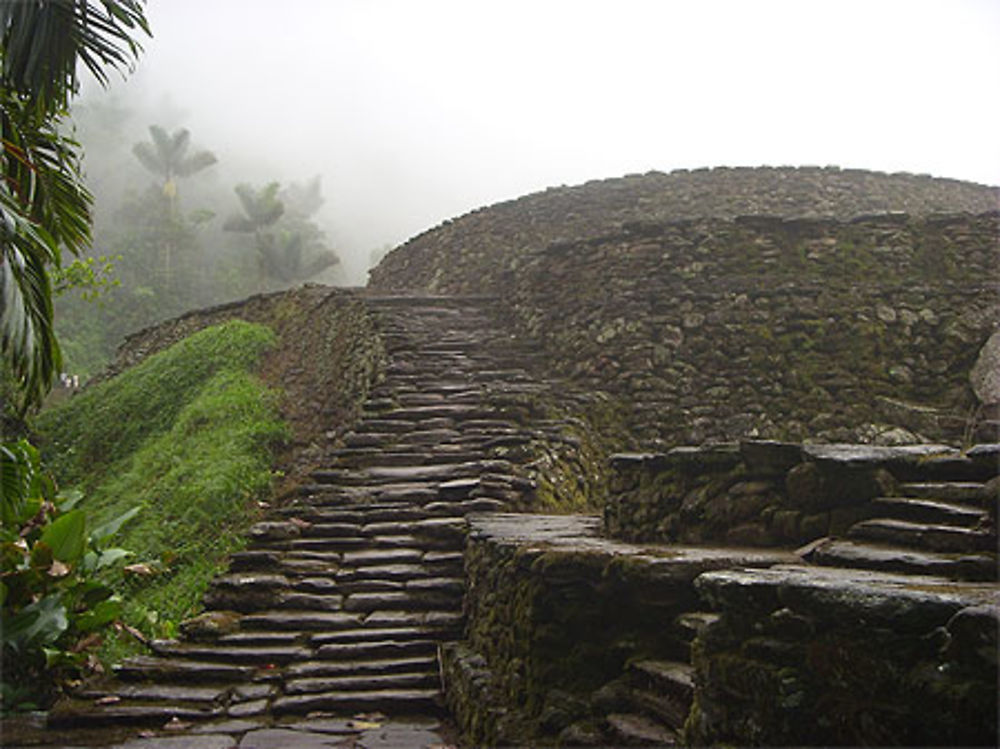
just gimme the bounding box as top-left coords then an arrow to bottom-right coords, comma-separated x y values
10,296 -> 554,748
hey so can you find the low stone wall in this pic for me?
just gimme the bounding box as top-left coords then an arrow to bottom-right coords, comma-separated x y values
605,441 -> 996,547
444,513 -> 791,745
689,565 -> 999,746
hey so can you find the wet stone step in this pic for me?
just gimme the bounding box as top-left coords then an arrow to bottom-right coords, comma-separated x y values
284,670 -> 438,695
286,655 -> 438,679
870,496 -> 986,527
149,641 -> 312,665
800,537 -> 998,581
336,578 -> 406,595
605,713 -> 679,746
240,610 -> 364,631
47,701 -> 222,728
424,497 -> 506,516
342,590 -> 461,613
310,626 -> 439,646
847,518 -> 995,553
315,639 -> 439,660
216,631 -> 301,647
311,461 -> 510,486
270,688 -> 441,716
75,683 -> 229,704
900,482 -> 990,503
629,660 -> 695,703
342,548 -> 425,566
363,610 -> 464,631
629,687 -> 691,732
113,656 -> 256,683
337,563 -> 440,583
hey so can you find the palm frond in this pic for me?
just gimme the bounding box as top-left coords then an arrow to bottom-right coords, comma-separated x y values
176,149 -> 216,177
0,1 -> 149,113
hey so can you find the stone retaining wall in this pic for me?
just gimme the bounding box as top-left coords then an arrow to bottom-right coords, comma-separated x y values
605,441 -> 997,547
444,513 -> 791,745
505,212 -> 999,447
690,566 -> 999,746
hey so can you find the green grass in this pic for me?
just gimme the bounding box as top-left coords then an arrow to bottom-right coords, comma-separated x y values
33,320 -> 287,662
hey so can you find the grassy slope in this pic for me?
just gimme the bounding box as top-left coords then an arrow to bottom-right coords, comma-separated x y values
34,320 -> 287,659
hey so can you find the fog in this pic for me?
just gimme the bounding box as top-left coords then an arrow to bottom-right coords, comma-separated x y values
75,0 -> 1000,286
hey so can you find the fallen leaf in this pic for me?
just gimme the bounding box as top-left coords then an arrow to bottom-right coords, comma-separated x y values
95,695 -> 121,705
123,563 -> 155,576
347,720 -> 381,730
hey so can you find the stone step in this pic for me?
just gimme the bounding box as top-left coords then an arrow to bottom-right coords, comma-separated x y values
47,701 -> 222,728
315,639 -> 439,660
336,563 -> 445,583
363,609 -> 464,630
627,660 -> 694,728
870,496 -> 987,528
74,683 -> 230,705
240,610 -> 364,632
800,537 -> 997,581
900,482 -> 990,504
311,460 -> 511,486
148,641 -> 312,665
284,670 -> 438,695
271,688 -> 441,716
605,712 -> 679,746
286,655 -> 438,679
342,590 -> 461,613
310,626 -> 447,646
847,518 -> 995,553
113,656 -> 257,683
331,450 -> 486,469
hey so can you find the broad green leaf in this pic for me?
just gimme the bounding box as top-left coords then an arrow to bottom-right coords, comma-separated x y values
56,488 -> 84,511
93,547 -> 131,570
75,597 -> 122,632
90,506 -> 140,545
2,594 -> 68,650
39,509 -> 86,562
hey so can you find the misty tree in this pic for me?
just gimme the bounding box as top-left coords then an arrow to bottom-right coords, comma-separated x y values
224,180 -> 339,289
132,125 -> 217,204
130,125 -> 216,287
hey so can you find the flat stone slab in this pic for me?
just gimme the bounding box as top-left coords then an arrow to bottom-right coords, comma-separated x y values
270,688 -> 441,715
239,611 -> 363,631
803,443 -> 959,466
803,538 -> 997,581
117,737 -> 238,749
696,564 -> 1000,631
238,728 -> 346,748
467,513 -> 796,581
286,655 -> 437,679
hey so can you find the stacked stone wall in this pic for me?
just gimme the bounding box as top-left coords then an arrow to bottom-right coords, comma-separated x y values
506,212 -> 999,446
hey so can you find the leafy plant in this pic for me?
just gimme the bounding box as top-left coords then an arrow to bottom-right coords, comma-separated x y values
1,439 -> 136,712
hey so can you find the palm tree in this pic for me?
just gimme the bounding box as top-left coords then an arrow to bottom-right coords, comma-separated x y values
131,125 -> 216,284
1,1 -> 149,413
224,181 -> 339,288
132,125 -> 217,205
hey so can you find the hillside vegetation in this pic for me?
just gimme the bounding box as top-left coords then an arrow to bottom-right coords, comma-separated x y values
33,321 -> 286,657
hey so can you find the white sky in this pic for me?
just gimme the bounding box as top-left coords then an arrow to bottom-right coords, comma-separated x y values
92,0 -> 1000,282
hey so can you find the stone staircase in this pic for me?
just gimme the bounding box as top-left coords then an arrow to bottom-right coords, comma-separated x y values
802,445 -> 998,581
45,295 -> 556,744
